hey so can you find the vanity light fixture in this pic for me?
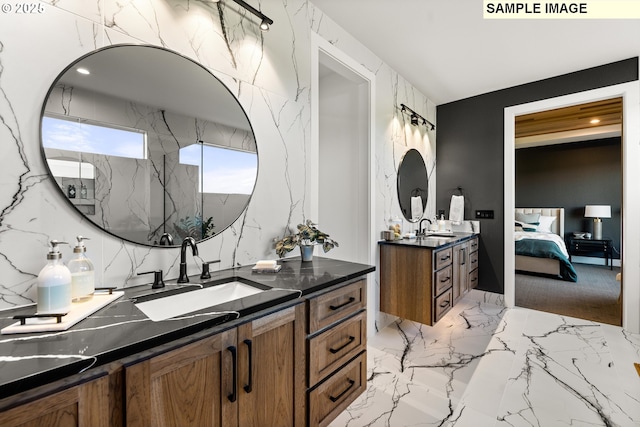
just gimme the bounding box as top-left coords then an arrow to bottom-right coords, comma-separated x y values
230,0 -> 274,31
400,103 -> 435,130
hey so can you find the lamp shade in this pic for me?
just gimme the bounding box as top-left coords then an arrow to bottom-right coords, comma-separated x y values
584,205 -> 611,218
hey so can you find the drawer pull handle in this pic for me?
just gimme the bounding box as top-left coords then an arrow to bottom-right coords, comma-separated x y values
243,339 -> 253,394
440,254 -> 451,261
227,346 -> 237,402
329,336 -> 355,354
440,276 -> 450,283
439,300 -> 450,308
329,378 -> 356,402
329,297 -> 355,311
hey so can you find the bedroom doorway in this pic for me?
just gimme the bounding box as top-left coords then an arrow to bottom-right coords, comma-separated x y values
513,100 -> 623,325
503,81 -> 640,334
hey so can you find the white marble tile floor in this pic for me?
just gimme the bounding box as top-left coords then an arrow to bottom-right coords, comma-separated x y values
330,290 -> 640,427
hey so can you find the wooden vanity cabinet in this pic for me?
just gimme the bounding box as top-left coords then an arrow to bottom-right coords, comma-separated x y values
306,279 -> 367,427
468,237 -> 479,289
125,303 -> 305,427
452,240 -> 469,304
0,375 -> 112,427
381,244 -> 454,325
380,238 -> 479,326
380,245 -> 435,325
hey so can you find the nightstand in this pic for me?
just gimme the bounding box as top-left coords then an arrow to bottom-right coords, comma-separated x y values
568,237 -> 613,270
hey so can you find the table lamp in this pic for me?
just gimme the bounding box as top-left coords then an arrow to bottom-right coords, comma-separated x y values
584,205 -> 611,240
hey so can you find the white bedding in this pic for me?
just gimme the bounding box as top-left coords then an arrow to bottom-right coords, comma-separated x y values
514,230 -> 569,258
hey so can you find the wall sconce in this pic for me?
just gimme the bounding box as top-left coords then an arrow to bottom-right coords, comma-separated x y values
229,0 -> 274,31
400,104 -> 435,130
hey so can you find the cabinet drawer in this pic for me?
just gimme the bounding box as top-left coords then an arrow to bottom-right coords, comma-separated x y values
469,268 -> 479,289
469,251 -> 478,271
469,237 -> 479,252
309,311 -> 366,385
434,288 -> 453,322
434,265 -> 452,296
308,351 -> 366,427
309,280 -> 366,334
434,248 -> 453,270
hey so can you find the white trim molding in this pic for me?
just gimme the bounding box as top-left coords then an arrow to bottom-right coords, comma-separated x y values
504,80 -> 640,334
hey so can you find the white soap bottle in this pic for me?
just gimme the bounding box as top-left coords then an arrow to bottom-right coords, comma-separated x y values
68,236 -> 95,302
438,214 -> 446,231
37,240 -> 72,314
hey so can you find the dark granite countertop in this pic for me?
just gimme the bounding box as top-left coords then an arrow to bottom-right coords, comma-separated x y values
378,232 -> 477,249
0,257 -> 374,401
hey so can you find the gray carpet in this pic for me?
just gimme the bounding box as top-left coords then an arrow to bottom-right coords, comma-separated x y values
515,263 -> 622,326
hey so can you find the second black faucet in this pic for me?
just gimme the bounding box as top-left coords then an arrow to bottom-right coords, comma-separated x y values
178,237 -> 198,283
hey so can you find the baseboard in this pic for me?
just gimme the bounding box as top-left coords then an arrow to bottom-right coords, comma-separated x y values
571,255 -> 621,268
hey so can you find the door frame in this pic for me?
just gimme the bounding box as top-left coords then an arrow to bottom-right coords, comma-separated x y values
504,81 -> 640,333
311,33 -> 377,333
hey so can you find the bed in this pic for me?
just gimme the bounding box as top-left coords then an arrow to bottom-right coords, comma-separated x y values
514,207 -> 578,282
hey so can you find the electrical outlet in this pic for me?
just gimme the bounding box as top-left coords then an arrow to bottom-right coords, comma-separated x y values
475,210 -> 494,219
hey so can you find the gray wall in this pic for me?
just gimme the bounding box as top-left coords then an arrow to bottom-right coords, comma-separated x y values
436,58 -> 638,294
515,138 -> 622,258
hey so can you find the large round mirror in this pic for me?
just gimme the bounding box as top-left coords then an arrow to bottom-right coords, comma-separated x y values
40,45 -> 258,247
397,148 -> 428,222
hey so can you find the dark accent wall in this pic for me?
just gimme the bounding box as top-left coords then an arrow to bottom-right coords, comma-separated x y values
515,138 -> 622,258
436,57 -> 638,294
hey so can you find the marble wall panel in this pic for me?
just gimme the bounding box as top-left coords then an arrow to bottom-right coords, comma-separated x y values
0,0 -> 436,312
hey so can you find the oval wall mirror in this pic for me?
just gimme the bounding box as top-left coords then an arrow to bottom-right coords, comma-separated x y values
40,45 -> 258,247
397,148 -> 428,222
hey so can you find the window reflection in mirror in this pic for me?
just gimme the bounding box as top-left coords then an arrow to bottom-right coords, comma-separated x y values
42,115 -> 147,159
176,142 -> 257,240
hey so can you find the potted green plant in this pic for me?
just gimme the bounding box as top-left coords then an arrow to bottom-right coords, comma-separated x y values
275,220 -> 339,261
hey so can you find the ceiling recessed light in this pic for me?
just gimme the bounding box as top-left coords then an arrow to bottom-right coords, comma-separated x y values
76,67 -> 90,75
590,118 -> 601,124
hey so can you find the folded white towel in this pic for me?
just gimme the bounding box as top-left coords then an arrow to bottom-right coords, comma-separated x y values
255,260 -> 277,269
411,196 -> 423,221
449,195 -> 464,225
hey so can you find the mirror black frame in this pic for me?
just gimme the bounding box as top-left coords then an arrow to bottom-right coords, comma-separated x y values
39,44 -> 258,247
397,148 -> 428,222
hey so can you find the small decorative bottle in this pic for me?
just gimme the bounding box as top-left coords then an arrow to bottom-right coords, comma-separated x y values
80,182 -> 87,199
67,184 -> 76,199
68,236 -> 95,302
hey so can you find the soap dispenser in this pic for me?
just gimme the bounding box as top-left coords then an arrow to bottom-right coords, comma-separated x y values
68,236 -> 95,302
37,240 -> 72,314
438,214 -> 446,231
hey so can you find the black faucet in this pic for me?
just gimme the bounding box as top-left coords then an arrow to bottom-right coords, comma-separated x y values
418,218 -> 432,235
178,237 -> 198,283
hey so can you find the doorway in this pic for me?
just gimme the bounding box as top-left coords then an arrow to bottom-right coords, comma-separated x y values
311,34 -> 376,334
504,82 -> 640,333
513,100 -> 623,325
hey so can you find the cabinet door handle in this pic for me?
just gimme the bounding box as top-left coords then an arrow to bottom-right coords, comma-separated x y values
329,297 -> 355,311
243,339 -> 253,394
461,248 -> 466,265
227,346 -> 237,402
439,299 -> 450,308
329,336 -> 355,354
329,378 -> 356,402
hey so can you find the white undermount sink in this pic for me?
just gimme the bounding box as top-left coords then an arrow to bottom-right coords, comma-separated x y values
135,280 -> 266,321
